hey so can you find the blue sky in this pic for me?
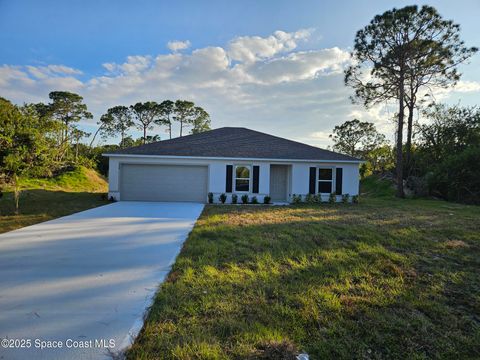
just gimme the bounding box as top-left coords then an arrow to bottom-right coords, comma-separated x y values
1,0 -> 479,146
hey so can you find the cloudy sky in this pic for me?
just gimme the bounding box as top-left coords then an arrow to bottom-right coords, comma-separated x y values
1,0 -> 479,147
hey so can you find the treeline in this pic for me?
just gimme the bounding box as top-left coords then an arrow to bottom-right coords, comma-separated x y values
0,91 -> 211,212
330,104 -> 480,204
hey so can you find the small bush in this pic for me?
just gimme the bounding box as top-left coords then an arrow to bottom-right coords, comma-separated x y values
341,193 -> 350,203
241,194 -> 249,204
231,193 -> 238,204
291,194 -> 302,204
100,193 -> 108,201
329,192 -> 336,203
352,195 -> 359,204
207,192 -> 214,204
251,196 -> 258,204
314,194 -> 322,203
219,193 -> 227,204
108,196 -> 117,202
305,193 -> 315,204
263,195 -> 271,204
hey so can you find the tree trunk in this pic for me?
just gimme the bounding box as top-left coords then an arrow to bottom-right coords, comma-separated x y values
143,126 -> 147,144
89,126 -> 102,148
405,102 -> 414,177
13,174 -> 20,215
180,119 -> 183,137
396,75 -> 405,198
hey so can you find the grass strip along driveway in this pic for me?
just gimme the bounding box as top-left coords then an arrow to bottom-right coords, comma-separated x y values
128,186 -> 480,359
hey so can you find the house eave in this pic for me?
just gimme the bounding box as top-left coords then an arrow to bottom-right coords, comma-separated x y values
102,153 -> 363,164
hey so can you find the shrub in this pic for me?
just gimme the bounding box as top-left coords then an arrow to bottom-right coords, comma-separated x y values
352,195 -> 359,204
341,193 -> 350,203
108,196 -> 117,202
291,194 -> 302,204
251,196 -> 258,204
231,193 -> 238,204
219,193 -> 227,204
329,192 -> 336,203
406,176 -> 429,197
314,194 -> 322,203
263,195 -> 271,204
207,192 -> 214,204
305,193 -> 315,204
428,146 -> 480,204
241,194 -> 249,204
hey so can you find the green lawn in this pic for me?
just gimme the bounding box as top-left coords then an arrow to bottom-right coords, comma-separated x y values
0,167 -> 109,234
128,179 -> 480,359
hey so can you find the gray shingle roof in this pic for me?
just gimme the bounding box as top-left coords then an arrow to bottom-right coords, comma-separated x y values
106,127 -> 361,162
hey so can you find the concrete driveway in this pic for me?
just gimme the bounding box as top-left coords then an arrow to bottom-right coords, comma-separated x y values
0,201 -> 204,360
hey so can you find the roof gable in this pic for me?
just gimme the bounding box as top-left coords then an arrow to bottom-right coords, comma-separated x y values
106,127 -> 361,162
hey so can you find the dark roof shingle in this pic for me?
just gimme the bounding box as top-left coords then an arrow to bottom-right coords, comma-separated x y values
106,127 -> 360,162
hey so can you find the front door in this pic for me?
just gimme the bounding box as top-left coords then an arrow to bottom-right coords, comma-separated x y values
270,165 -> 288,202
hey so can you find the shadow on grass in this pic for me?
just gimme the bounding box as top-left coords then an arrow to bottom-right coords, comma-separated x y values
128,202 -> 480,360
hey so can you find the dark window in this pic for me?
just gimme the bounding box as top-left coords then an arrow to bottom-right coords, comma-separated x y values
318,167 -> 334,194
235,166 -> 250,192
319,168 -> 332,180
318,181 -> 332,194
235,179 -> 249,192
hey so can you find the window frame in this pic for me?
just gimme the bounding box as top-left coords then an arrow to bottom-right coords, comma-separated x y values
234,164 -> 252,193
317,166 -> 336,194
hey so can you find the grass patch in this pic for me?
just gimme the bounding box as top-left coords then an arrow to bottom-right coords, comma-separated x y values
17,166 -> 108,193
0,167 -> 108,233
128,181 -> 480,359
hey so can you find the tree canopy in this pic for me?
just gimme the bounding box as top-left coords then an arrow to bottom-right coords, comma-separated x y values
345,5 -> 477,197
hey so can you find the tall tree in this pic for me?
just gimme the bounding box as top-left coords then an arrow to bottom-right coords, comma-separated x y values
130,102 -> 162,144
190,107 -> 211,134
329,119 -> 386,157
402,11 -> 477,172
345,5 -> 477,197
99,106 -> 134,148
173,100 -> 195,137
48,91 -> 92,152
157,100 -> 175,139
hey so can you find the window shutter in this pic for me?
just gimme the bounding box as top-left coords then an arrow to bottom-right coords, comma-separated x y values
252,166 -> 260,193
226,165 -> 233,193
335,168 -> 343,195
309,167 -> 316,194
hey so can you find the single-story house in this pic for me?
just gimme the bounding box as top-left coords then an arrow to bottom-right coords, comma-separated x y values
104,127 -> 361,203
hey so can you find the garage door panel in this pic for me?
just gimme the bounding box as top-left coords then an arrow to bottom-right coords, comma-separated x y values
120,164 -> 207,202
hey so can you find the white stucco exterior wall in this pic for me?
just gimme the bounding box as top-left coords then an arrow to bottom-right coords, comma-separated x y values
106,155 -> 360,203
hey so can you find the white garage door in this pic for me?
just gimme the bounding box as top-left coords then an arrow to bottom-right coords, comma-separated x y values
120,164 -> 208,202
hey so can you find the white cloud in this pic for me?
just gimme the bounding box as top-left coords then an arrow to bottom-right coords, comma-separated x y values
26,65 -> 82,79
228,29 -> 312,63
167,40 -> 191,52
1,28 -> 477,147
453,80 -> 480,93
